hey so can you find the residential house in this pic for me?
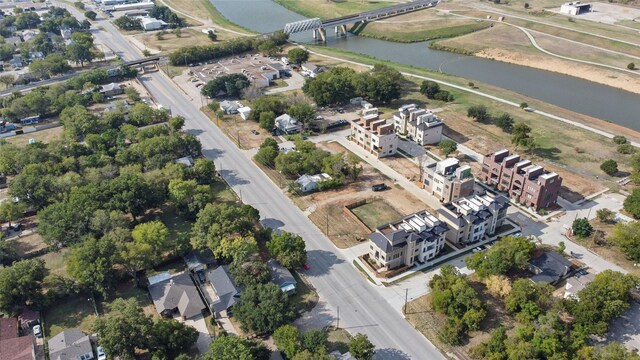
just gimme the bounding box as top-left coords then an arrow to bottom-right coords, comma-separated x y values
99,83 -> 124,97
437,192 -> 509,245
148,272 -> 206,320
0,317 -> 34,360
48,329 -> 93,360
350,116 -> 398,158
330,351 -> 357,360
141,17 -> 168,31
4,36 -> 22,47
9,55 -> 23,69
237,106 -> 251,120
393,104 -> 443,145
206,265 -> 241,316
423,158 -> 474,203
175,155 -> 195,167
295,173 -> 331,193
529,251 -> 572,285
481,149 -> 562,210
275,114 -> 302,134
28,51 -> 44,61
267,259 -> 297,294
103,100 -> 131,114
301,63 -> 324,77
60,27 -> 72,40
219,100 -> 241,115
20,30 -> 37,43
564,271 -> 595,299
368,210 -> 449,271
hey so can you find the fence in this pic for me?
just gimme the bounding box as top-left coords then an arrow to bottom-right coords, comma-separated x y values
342,196 -> 382,233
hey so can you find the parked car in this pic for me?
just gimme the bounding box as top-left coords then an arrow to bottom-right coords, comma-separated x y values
472,247 -> 483,253
195,83 -> 204,88
97,346 -> 106,360
372,183 -> 388,192
251,129 -> 259,135
33,325 -> 42,338
13,223 -> 22,231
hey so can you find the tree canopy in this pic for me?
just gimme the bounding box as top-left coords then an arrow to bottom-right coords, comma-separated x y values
233,283 -> 296,334
268,231 -> 307,269
465,236 -> 535,278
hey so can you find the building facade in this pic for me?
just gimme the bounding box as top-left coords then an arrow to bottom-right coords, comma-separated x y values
393,104 -> 443,145
437,192 -> 509,245
350,116 -> 398,158
423,158 -> 474,203
368,210 -> 449,270
481,149 -> 562,210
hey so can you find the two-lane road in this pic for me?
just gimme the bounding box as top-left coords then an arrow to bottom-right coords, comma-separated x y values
54,2 -> 445,358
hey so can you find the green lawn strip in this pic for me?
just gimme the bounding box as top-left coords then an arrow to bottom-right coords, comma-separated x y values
359,21 -> 492,43
350,200 -> 402,230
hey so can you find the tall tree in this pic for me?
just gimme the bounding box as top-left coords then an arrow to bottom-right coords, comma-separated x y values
206,335 -> 270,360
267,231 -> 307,269
287,48 -> 309,66
233,283 -> 296,335
0,201 -> 26,227
93,298 -> 154,359
67,235 -> 119,297
274,324 -> 302,359
609,221 -> 640,262
0,259 -> 45,314
150,319 -> 198,359
349,334 -> 375,360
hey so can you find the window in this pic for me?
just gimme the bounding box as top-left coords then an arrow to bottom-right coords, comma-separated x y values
526,193 -> 533,199
527,185 -> 535,192
381,255 -> 385,260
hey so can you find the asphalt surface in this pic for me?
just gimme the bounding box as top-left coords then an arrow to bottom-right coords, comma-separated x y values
54,2 -> 446,359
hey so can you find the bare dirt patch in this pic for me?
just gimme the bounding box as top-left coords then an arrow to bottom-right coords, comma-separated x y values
9,233 -> 47,257
203,107 -> 276,150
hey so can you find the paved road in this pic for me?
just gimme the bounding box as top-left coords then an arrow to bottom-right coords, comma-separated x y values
53,1 -> 447,358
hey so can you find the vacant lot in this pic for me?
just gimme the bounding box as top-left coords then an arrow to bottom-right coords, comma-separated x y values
351,199 -> 403,230
5,125 -> 63,146
204,107 -> 275,150
45,297 -> 97,338
9,233 -> 48,257
357,10 -> 491,42
132,28 -> 219,55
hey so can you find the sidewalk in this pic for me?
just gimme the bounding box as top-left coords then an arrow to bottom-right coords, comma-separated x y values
335,137 -> 443,211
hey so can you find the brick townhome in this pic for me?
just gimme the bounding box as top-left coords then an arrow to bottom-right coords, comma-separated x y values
481,149 -> 562,210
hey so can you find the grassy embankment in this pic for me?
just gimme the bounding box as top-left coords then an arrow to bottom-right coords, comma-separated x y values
162,0 -> 256,35
272,0 -> 395,19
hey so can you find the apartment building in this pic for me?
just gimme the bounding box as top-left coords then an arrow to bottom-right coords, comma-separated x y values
481,149 -> 562,210
393,104 -> 443,145
437,192 -> 509,245
350,115 -> 398,158
368,211 -> 449,271
423,158 -> 474,203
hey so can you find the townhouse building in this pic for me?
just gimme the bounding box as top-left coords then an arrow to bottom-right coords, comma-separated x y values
368,211 -> 449,270
481,149 -> 562,210
350,115 -> 398,158
393,104 -> 443,145
423,158 -> 475,203
437,192 -> 509,245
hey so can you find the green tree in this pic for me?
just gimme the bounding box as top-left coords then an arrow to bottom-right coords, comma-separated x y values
495,113 -> 514,132
288,102 -> 316,131
628,62 -> 636,70
288,48 -> 310,66
466,236 -> 535,278
207,30 -> 217,41
191,203 -> 260,251
93,298 -> 154,359
9,163 -> 55,209
215,236 -> 259,263
512,122 -> 535,150
504,279 -> 552,320
568,270 -> 637,335
600,160 -> 618,176
233,283 -> 296,334
624,188 -> 640,218
131,220 -> 170,255
420,80 -> 440,99
66,32 -> 96,66
169,116 -> 185,131
617,144 -> 636,154
302,329 -> 328,353
258,40 -> 279,57
596,208 -> 616,224
259,110 -> 276,130
67,235 -> 119,297
168,178 -> 213,216
438,139 -> 457,156
84,10 -> 97,20
274,324 -> 302,359
467,105 -> 489,122
150,319 -> 198,359
558,241 -> 566,254
572,217 -> 593,238
0,259 -> 45,314
206,335 -> 269,360
267,231 -> 307,268
609,221 -> 640,262
0,201 -> 26,227
201,73 -> 250,98
113,16 -> 142,30
193,158 -> 217,185
349,333 -> 375,360
230,254 -> 270,288
613,135 -> 627,144
60,104 -> 100,140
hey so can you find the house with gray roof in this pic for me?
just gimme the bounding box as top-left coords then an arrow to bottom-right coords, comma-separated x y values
47,329 -> 93,360
437,191 -> 509,245
564,270 -> 595,299
295,173 -> 331,193
529,251 -> 572,285
99,83 -> 124,97
368,210 -> 449,271
275,114 -> 302,134
267,259 -> 297,294
206,266 -> 241,316
148,272 -> 206,320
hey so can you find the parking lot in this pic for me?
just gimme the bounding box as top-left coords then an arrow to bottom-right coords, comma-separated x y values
188,54 -> 288,89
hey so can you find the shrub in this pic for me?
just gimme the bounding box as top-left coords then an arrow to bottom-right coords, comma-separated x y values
524,2 -> 530,8
519,102 -> 528,109
623,188 -> 640,218
572,217 -> 593,238
468,82 -> 475,87
617,144 -> 636,154
628,62 -> 636,70
600,160 -> 618,175
467,105 -> 490,122
613,135 -> 627,144
438,139 -> 457,156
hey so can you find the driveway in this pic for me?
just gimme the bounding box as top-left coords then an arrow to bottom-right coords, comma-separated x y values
607,301 -> 640,351
182,314 -> 212,354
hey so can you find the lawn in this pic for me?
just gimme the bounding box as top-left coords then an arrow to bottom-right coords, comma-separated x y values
327,327 -> 351,353
163,0 -> 254,34
290,271 -> 318,313
133,28 -> 227,55
273,0 -> 396,20
5,126 -> 63,146
8,233 -> 48,257
40,248 -> 70,277
351,199 -> 403,230
103,282 -> 158,317
45,296 -> 98,338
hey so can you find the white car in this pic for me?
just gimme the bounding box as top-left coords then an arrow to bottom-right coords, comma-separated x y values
33,325 -> 42,338
97,346 -> 106,360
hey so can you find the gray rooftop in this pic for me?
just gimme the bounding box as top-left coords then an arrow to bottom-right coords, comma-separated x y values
267,259 -> 297,290
48,329 -> 93,360
148,272 -> 205,319
530,251 -> 572,284
207,266 -> 241,313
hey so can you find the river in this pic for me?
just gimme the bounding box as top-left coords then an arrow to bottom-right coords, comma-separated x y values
210,0 -> 640,131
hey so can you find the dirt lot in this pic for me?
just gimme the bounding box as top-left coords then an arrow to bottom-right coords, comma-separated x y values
8,232 -> 47,257
203,107 -> 276,150
306,142 -> 431,248
382,155 -> 424,183
4,125 -> 63,146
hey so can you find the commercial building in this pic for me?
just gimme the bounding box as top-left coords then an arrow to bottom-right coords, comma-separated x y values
214,56 -> 279,88
423,158 -> 474,203
437,192 -> 509,245
560,1 -> 592,15
368,210 -> 449,271
350,115 -> 398,158
393,104 -> 443,145
140,17 -> 167,31
481,149 -> 562,210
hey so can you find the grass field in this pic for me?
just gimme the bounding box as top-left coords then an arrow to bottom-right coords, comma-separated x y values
40,248 -> 70,277
290,271 -> 318,313
309,203 -> 369,249
162,0 -> 254,34
351,199 -> 403,230
133,28 -> 227,55
45,297 -> 98,337
273,0 -> 396,20
5,126 -> 63,146
327,327 -> 351,353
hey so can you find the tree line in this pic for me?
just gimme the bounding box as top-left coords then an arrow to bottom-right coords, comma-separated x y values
168,32 -> 289,66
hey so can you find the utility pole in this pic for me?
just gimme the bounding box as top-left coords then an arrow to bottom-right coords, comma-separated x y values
326,211 -> 329,236
336,306 -> 340,329
403,288 -> 408,314
237,130 -> 240,147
